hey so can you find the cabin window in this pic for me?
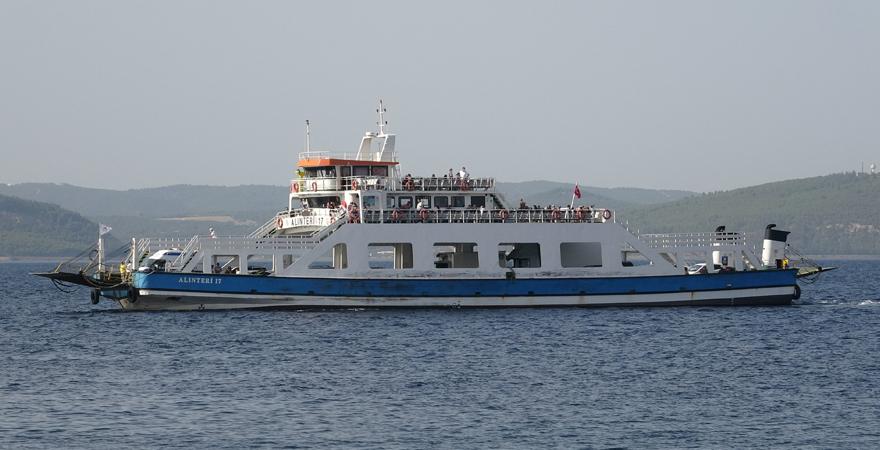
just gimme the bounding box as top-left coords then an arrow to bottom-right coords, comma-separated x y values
386,196 -> 396,208
434,196 -> 449,208
368,243 -> 414,269
211,255 -> 239,274
451,195 -> 466,208
282,255 -> 295,269
498,243 -> 541,268
622,248 -> 653,267
398,196 -> 413,209
341,166 -> 352,177
560,242 -> 603,268
433,242 -> 479,269
353,166 -> 370,176
372,166 -> 388,177
469,196 -> 486,208
247,255 -> 274,274
415,195 -> 431,208
308,243 -> 348,270
363,196 -> 377,208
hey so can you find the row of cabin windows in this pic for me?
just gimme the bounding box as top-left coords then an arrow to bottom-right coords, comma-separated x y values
305,242 -> 608,270
303,166 -> 389,178
387,195 -> 487,209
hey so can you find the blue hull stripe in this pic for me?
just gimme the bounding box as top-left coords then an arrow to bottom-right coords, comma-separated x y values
133,270 -> 798,298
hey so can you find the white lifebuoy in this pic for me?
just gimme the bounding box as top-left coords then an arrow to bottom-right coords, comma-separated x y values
351,180 -> 359,190
276,217 -> 284,229
603,209 -> 612,221
497,209 -> 509,220
291,182 -> 299,193
311,181 -> 318,191
550,210 -> 561,221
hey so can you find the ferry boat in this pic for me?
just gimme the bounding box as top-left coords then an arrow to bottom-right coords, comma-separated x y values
35,101 -> 831,310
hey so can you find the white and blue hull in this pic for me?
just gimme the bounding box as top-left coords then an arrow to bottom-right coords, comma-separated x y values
119,270 -> 799,310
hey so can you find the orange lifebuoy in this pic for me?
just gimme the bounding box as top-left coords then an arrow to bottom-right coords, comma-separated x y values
497,209 -> 509,220
575,209 -> 584,221
603,209 -> 612,221
291,182 -> 299,193
351,180 -> 359,190
419,209 -> 429,221
276,216 -> 283,229
391,209 -> 401,222
550,210 -> 561,221
311,181 -> 318,192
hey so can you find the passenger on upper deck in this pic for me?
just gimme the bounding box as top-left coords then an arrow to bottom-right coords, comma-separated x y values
519,198 -> 528,209
459,166 -> 469,180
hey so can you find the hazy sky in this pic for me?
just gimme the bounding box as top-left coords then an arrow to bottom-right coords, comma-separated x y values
1,0 -> 878,192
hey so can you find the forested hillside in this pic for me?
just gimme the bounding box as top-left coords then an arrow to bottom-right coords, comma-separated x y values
0,194 -> 118,256
2,174 -> 878,255
620,172 -> 880,254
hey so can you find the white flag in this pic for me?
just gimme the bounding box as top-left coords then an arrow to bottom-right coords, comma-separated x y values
99,223 -> 112,236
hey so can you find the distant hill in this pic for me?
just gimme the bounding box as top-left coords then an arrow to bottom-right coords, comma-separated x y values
495,181 -> 695,209
0,181 -> 689,241
620,172 -> 880,254
0,183 -> 285,217
3,174 -> 877,255
0,194 -> 119,256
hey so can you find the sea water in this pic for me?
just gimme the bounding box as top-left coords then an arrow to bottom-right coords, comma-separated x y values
1,261 -> 878,449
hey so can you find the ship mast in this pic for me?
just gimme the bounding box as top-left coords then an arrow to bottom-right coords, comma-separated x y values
377,99 -> 388,135
305,119 -> 311,153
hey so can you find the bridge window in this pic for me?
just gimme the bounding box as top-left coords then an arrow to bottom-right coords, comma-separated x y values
433,242 -> 479,269
372,166 -> 388,177
353,166 -> 370,176
368,243 -> 413,269
560,242 -> 603,268
308,243 -> 348,269
498,243 -> 541,268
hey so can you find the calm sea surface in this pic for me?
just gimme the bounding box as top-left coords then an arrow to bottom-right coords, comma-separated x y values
1,261 -> 878,449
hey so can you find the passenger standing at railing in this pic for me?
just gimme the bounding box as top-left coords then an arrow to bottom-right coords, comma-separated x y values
519,198 -> 528,209
459,166 -> 469,180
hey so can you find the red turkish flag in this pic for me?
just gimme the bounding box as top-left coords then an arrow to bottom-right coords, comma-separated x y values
574,184 -> 581,199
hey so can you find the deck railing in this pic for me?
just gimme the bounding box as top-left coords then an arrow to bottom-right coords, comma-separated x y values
639,232 -> 750,249
290,176 -> 495,193
344,208 -> 613,224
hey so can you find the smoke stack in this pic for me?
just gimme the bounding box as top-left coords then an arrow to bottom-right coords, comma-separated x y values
761,224 -> 791,267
